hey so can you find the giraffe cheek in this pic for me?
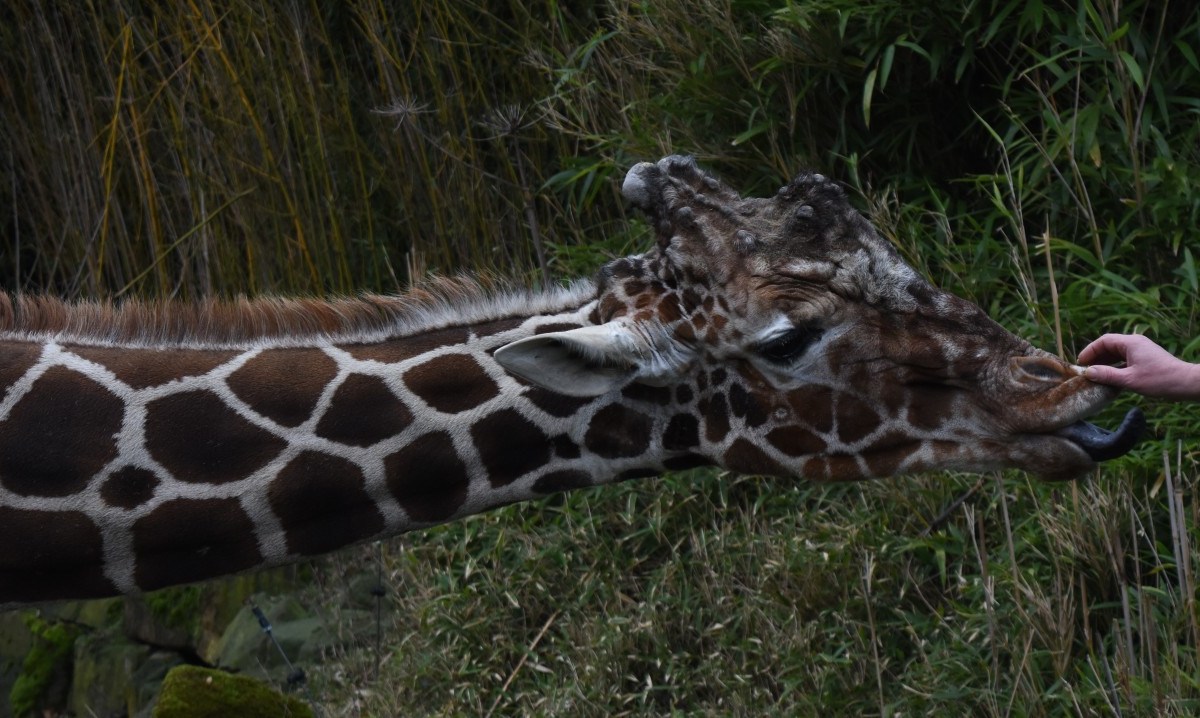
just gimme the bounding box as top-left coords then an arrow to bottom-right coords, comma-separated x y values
532,470 -> 592,494
584,404 -> 653,458
727,382 -> 771,428
723,438 -> 788,477
864,445 -> 910,478
663,414 -> 701,451
905,386 -> 960,432
699,393 -> 730,443
766,424 -> 828,460
785,387 -> 835,434
834,393 -> 881,444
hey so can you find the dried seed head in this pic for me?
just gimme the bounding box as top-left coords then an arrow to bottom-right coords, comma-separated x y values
374,97 -> 431,129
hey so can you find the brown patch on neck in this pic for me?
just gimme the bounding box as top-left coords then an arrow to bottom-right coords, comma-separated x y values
70,345 -> 238,389
133,497 -> 264,591
227,348 -> 339,427
0,367 -> 123,498
0,507 -> 116,602
344,326 -> 470,363
0,341 -> 42,397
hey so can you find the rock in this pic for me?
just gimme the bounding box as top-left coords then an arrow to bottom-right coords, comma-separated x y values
123,589 -> 201,651
193,567 -> 302,662
68,630 -> 151,717
152,665 -> 313,718
41,597 -> 124,630
0,611 -> 37,718
206,595 -> 371,684
4,614 -> 80,718
207,596 -> 312,682
129,651 -> 187,717
1,568 -> 310,718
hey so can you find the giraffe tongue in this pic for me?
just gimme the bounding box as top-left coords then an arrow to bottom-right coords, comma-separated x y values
1054,408 -> 1146,462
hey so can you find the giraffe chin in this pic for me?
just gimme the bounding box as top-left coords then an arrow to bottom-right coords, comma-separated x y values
1053,407 -> 1146,463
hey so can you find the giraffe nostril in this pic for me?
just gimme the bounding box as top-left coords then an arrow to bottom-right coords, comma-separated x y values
1013,356 -> 1067,383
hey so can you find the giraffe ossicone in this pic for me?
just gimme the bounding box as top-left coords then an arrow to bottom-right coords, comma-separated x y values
0,156 -> 1142,607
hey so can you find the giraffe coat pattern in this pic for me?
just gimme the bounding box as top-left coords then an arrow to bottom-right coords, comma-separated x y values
0,156 -> 1142,607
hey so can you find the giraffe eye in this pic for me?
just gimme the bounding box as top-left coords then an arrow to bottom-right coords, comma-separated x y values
758,326 -> 824,364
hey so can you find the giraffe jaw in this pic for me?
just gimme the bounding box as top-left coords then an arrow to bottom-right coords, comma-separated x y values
1053,407 -> 1146,463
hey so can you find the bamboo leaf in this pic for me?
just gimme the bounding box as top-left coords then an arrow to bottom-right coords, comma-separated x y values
862,67 -> 878,127
880,44 -> 896,91
1174,39 -> 1200,72
1118,50 -> 1145,90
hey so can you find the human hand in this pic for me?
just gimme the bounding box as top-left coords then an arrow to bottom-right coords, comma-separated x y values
1078,333 -> 1200,401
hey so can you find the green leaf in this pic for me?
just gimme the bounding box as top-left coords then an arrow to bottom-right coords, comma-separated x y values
731,121 -> 770,147
1118,50 -> 1145,90
1174,39 -> 1200,72
862,67 -> 878,127
1178,247 -> 1198,293
1106,22 -> 1130,44
880,44 -> 896,91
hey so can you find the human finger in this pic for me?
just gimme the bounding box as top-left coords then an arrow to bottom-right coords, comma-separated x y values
1078,333 -> 1134,366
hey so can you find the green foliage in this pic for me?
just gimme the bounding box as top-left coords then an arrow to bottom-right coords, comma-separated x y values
8,615 -> 80,717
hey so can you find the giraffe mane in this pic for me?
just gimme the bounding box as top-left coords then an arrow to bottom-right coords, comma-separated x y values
0,276 -> 597,348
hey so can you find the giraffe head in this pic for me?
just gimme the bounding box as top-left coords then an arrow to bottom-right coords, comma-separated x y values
497,156 -> 1143,481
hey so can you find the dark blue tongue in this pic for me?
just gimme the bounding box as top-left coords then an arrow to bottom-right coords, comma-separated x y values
1055,408 -> 1146,462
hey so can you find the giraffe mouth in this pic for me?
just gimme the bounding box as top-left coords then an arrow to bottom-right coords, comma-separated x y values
1053,407 -> 1145,462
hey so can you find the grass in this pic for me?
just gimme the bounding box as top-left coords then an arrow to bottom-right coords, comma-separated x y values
303,461 -> 1200,716
2,0 -> 1199,715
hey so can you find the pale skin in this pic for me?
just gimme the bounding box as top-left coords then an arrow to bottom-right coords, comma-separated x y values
1080,334 -> 1200,401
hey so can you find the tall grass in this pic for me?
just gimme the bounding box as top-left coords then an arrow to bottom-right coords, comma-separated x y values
2,0 -> 1198,715
0,0 -> 629,298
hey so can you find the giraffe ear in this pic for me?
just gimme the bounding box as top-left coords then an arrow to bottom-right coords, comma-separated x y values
494,323 -> 645,397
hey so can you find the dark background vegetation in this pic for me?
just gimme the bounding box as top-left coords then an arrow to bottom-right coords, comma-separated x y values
2,0 -> 1198,714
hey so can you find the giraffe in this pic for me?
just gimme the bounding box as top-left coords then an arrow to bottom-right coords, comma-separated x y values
0,155 -> 1142,608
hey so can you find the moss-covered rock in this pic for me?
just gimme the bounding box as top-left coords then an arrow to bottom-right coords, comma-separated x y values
152,665 -> 313,718
40,597 -> 124,630
206,595 -> 371,683
129,650 -> 187,716
124,588 -> 202,650
193,568 -> 301,661
0,611 -> 37,718
207,597 -> 311,680
68,630 -> 151,717
6,615 -> 80,717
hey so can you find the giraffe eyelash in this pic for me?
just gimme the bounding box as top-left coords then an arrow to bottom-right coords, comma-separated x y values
756,325 -> 825,365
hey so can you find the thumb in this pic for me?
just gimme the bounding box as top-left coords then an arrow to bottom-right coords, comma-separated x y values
1083,364 -> 1126,387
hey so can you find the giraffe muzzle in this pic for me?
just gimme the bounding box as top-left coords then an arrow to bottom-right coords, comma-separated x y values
1053,407 -> 1146,462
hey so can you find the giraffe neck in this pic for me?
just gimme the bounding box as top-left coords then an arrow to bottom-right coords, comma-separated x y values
0,285 -> 691,607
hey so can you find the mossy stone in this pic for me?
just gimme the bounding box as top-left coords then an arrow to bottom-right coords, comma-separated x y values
67,631 -> 150,717
152,665 -> 312,718
194,567 -> 301,661
6,616 -> 80,717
